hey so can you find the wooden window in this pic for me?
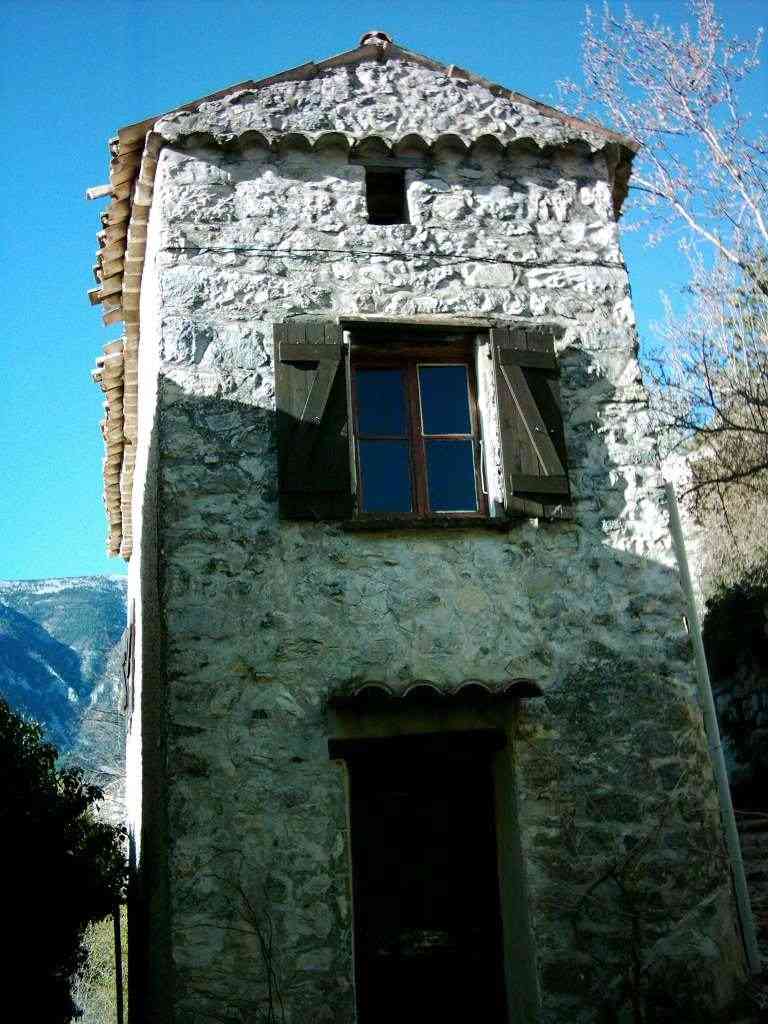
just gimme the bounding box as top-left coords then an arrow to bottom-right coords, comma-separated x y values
365,168 -> 408,225
341,733 -> 508,1024
273,321 -> 570,522
352,342 -> 485,518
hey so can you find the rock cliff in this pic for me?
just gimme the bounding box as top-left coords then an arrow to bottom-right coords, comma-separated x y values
0,576 -> 127,768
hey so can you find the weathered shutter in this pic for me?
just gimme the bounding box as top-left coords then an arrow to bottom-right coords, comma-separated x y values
122,601 -> 135,717
491,326 -> 570,516
275,321 -> 354,519
343,333 -> 358,501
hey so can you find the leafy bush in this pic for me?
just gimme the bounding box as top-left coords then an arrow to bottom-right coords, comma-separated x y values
0,697 -> 127,1021
703,568 -> 768,805
703,569 -> 768,681
71,909 -> 127,1024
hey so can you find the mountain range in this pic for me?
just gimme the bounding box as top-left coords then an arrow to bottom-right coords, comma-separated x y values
0,576 -> 127,813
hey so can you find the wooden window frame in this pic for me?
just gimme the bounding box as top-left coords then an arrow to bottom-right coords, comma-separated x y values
351,339 -> 487,521
274,319 -> 570,525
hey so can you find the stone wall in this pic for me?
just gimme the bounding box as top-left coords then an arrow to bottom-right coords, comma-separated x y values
128,59 -> 745,1023
126,190 -> 173,1022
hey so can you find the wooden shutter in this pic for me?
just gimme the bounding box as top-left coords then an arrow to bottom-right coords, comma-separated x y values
274,321 -> 354,520
491,326 -> 570,516
122,601 -> 135,717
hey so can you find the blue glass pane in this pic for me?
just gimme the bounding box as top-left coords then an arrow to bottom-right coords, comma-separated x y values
426,440 -> 477,512
359,441 -> 412,512
356,369 -> 407,436
419,365 -> 471,435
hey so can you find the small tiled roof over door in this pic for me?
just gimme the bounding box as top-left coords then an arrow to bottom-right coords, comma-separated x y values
327,677 -> 544,706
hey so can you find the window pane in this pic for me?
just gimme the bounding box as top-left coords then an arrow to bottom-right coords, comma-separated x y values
359,441 -> 412,512
426,440 -> 477,512
356,369 -> 407,436
419,365 -> 471,435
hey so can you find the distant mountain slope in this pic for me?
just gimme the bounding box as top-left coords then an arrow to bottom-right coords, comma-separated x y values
0,576 -> 127,755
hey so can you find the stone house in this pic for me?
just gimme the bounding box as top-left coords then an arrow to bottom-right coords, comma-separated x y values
89,32 -> 747,1024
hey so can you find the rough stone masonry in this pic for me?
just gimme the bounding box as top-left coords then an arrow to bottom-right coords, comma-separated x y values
114,43 -> 747,1024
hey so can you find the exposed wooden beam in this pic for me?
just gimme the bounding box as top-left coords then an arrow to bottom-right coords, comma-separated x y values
86,184 -> 114,201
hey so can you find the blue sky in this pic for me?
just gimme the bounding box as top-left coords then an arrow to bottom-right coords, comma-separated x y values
0,0 -> 765,581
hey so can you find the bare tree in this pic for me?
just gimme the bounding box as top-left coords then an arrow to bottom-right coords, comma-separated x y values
654,258 -> 768,584
562,0 -> 766,274
562,1 -> 768,582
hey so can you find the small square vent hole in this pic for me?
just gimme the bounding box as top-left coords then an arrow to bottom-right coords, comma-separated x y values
365,168 -> 409,225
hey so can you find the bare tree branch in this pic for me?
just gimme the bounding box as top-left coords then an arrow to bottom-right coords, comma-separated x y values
563,1 -> 768,588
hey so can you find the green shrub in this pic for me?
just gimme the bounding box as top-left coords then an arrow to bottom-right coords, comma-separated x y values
0,697 -> 127,1021
702,568 -> 768,681
703,568 -> 768,804
72,909 -> 128,1024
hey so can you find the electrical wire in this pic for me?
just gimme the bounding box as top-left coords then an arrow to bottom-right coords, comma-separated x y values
162,244 -> 626,271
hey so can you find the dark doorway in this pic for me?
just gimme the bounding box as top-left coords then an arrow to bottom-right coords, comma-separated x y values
347,738 -> 507,1024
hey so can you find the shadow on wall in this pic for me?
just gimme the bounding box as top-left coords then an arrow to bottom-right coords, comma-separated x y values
125,343 -> 747,1024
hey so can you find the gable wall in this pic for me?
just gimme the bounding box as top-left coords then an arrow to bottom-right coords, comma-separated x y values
130,61 -> 744,1024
